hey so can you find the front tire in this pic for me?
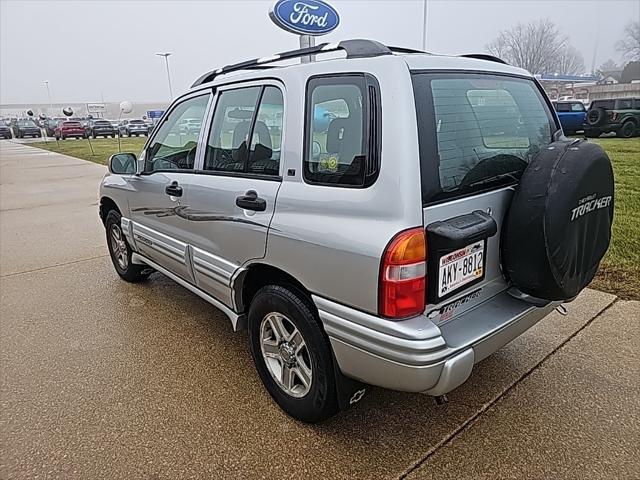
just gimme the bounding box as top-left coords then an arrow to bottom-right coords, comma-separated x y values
248,284 -> 338,423
105,210 -> 152,283
616,121 -> 636,138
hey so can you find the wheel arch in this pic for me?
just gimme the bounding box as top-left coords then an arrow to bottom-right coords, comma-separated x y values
234,262 -> 315,316
99,196 -> 122,226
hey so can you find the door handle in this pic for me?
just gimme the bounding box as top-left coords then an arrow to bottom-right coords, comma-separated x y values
236,190 -> 266,212
165,181 -> 183,197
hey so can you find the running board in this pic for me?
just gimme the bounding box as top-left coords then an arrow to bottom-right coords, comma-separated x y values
131,253 -> 246,331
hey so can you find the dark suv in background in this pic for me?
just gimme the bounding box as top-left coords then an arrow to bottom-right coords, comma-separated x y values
87,119 -> 117,138
11,119 -> 42,138
585,98 -> 640,138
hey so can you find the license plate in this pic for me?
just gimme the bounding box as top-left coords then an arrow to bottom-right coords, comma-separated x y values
438,241 -> 484,297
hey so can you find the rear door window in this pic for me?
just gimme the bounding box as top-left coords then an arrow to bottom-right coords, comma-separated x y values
616,99 -> 633,109
303,75 -> 380,187
412,73 -> 555,204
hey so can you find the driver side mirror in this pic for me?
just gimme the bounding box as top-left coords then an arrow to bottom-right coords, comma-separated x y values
108,153 -> 137,175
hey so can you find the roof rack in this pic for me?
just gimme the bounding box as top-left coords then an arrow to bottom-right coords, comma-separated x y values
459,53 -> 508,65
192,39 -> 404,87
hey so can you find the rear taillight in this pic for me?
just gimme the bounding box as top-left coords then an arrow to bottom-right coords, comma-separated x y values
379,227 -> 427,319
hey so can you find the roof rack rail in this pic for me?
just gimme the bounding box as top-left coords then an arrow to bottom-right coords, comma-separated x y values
192,39 -> 404,87
459,53 -> 508,65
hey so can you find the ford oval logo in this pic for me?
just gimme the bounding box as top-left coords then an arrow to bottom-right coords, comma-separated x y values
269,0 -> 340,36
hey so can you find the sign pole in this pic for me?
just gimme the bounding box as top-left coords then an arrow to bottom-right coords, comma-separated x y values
299,35 -> 316,63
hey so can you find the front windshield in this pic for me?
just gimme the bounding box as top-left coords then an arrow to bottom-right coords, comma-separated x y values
412,73 -> 555,204
18,120 -> 37,127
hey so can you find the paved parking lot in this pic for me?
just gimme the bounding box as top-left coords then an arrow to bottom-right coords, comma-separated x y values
1,141 -> 638,479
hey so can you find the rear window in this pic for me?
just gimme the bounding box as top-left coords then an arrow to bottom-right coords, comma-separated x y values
63,122 -> 81,126
590,100 -> 615,110
130,120 -> 146,124
412,73 -> 555,204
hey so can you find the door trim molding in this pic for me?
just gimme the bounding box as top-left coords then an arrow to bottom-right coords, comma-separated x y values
131,252 -> 247,332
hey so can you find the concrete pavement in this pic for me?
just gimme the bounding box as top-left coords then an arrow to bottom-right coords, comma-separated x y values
1,141 -> 637,479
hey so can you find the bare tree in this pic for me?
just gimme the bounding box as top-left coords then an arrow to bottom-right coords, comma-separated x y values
616,21 -> 640,60
554,45 -> 585,76
487,19 -> 584,75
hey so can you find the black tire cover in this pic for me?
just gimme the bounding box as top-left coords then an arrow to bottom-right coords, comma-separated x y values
503,139 -> 614,300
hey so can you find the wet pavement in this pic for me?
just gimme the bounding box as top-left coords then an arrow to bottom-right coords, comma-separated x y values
1,141 -> 638,479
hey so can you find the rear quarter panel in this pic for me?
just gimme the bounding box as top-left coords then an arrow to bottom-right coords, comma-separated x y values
265,57 -> 424,314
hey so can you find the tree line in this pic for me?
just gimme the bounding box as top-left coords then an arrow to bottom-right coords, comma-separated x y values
486,19 -> 639,77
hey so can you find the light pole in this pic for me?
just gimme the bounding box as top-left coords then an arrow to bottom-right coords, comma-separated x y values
421,0 -> 429,51
44,81 -> 52,115
156,53 -> 173,100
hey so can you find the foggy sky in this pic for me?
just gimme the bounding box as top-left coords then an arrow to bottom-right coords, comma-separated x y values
1,0 -> 637,104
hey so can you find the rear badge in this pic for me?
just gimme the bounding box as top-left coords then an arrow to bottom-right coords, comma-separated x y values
428,289 -> 482,324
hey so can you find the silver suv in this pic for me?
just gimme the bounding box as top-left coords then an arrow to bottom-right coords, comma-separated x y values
99,40 -> 614,422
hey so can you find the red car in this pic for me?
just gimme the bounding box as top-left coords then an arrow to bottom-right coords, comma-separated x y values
54,121 -> 87,140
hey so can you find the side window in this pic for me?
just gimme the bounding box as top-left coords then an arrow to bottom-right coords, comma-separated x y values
617,99 -> 632,109
145,94 -> 210,173
247,87 -> 284,176
204,87 -> 261,172
304,75 -> 379,187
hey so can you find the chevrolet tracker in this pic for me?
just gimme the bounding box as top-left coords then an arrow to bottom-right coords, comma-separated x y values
99,40 -> 614,422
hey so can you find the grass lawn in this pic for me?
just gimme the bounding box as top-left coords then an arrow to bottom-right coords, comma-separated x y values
587,137 -> 640,300
29,136 -> 147,165
27,135 -> 640,299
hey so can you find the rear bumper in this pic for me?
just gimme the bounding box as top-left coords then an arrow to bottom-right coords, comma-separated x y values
315,292 -> 559,395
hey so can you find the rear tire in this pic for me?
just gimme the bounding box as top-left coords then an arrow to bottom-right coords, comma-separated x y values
248,284 -> 338,423
616,121 -> 636,138
105,210 -> 152,283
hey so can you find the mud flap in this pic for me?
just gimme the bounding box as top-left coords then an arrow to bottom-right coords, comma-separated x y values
332,354 -> 367,410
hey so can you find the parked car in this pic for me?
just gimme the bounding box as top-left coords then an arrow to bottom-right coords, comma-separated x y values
43,118 -> 63,137
55,121 -> 87,140
99,40 -> 614,423
118,119 -> 149,137
87,119 -> 117,138
11,119 -> 41,138
552,100 -> 586,135
0,124 -> 12,139
178,118 -> 202,135
584,98 -> 640,138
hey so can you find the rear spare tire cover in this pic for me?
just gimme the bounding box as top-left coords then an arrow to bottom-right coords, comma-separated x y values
503,139 -> 614,300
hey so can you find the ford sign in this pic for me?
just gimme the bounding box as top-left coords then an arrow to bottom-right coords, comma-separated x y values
269,0 -> 339,36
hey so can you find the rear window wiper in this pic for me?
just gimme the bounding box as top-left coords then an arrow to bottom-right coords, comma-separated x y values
463,170 -> 523,190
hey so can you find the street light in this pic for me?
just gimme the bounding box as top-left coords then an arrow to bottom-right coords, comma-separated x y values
421,0 -> 429,51
155,53 -> 173,100
44,81 -> 52,115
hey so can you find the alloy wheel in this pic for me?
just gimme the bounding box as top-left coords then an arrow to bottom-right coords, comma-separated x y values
259,312 -> 313,398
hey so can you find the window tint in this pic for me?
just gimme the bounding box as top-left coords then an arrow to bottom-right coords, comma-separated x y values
590,100 -> 615,110
204,87 -> 261,172
304,76 -> 376,187
247,86 -> 284,176
144,94 -> 209,173
412,73 -> 554,203
616,99 -> 633,109
555,102 -> 571,112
